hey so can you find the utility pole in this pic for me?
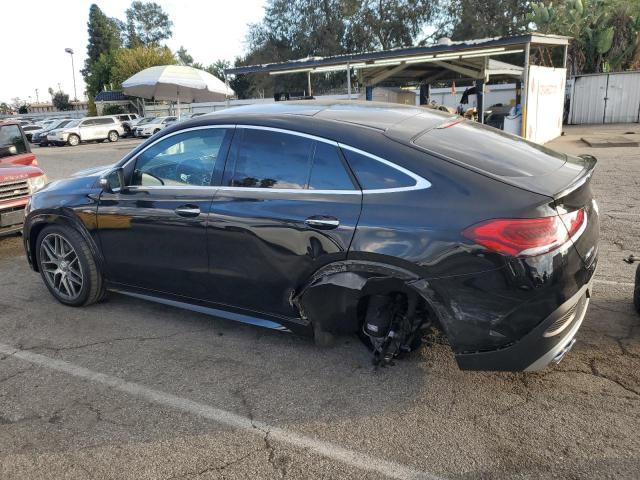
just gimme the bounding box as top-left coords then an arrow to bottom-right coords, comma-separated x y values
35,89 -> 39,103
65,48 -> 78,101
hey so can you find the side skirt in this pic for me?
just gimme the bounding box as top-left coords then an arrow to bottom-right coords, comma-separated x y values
110,287 -> 309,335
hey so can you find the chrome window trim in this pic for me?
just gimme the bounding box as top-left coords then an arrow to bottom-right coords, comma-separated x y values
121,124 -> 431,195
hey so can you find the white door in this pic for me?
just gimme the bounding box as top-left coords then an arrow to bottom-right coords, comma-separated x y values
79,119 -> 97,140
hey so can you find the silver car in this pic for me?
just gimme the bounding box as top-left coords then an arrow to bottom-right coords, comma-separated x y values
133,116 -> 177,137
47,116 -> 125,146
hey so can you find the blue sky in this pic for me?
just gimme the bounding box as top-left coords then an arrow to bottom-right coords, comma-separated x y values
0,0 -> 267,104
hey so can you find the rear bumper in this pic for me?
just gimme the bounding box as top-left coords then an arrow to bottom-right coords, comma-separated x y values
455,281 -> 592,371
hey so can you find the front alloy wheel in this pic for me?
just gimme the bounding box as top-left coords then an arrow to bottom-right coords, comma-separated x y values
108,130 -> 119,142
36,226 -> 106,306
39,233 -> 83,301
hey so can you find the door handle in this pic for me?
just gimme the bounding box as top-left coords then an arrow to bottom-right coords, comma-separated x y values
175,205 -> 201,217
305,216 -> 339,229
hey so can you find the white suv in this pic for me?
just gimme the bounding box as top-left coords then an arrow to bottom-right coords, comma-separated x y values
48,116 -> 125,146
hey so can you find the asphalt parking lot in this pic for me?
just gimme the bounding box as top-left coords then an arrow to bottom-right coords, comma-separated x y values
0,129 -> 639,479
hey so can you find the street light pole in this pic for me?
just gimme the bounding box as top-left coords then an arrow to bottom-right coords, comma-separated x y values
65,48 -> 78,102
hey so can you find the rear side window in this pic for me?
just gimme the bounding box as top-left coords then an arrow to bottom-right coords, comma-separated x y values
342,148 -> 415,190
227,129 -> 313,189
95,118 -> 114,125
308,142 -> 354,190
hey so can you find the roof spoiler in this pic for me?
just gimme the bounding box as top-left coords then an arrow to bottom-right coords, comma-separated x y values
554,154 -> 597,200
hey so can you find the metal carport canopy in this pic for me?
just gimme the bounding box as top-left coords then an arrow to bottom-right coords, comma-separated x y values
224,33 -> 569,85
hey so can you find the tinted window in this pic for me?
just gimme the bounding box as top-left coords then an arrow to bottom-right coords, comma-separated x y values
95,118 -> 114,125
0,125 -> 27,156
342,148 -> 415,190
133,128 -> 229,187
80,119 -> 95,126
227,129 -> 313,189
308,142 -> 354,190
413,121 -> 567,177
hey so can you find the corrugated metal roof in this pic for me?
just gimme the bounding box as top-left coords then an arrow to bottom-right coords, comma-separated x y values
225,33 -> 569,75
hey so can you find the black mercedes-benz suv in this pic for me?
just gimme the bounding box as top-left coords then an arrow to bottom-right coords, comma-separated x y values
23,101 -> 599,371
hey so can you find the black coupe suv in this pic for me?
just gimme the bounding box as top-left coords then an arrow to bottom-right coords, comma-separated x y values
23,101 -> 599,371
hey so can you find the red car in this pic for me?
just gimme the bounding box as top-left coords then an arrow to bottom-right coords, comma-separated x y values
0,121 -> 47,236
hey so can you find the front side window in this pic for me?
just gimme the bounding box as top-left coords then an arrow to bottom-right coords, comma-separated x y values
342,148 -> 416,190
0,125 -> 27,157
226,129 -> 313,189
80,119 -> 95,127
132,128 -> 230,187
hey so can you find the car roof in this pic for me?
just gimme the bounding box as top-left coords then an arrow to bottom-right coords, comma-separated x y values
172,100 -> 452,147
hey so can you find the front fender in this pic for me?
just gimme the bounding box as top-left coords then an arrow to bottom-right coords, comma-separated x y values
24,209 -> 102,273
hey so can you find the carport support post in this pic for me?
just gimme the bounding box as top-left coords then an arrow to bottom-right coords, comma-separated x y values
521,42 -> 531,138
366,85 -> 373,101
347,61 -> 352,99
307,71 -> 312,97
475,79 -> 485,124
419,83 -> 430,105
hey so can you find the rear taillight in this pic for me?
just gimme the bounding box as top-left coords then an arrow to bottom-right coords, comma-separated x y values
463,208 -> 586,257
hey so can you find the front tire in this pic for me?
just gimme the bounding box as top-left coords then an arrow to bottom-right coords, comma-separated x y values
108,130 -> 119,142
67,134 -> 80,146
36,226 -> 105,307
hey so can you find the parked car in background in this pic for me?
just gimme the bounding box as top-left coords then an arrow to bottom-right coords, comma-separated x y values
133,116 -> 177,137
0,122 -> 47,236
114,113 -> 140,137
22,102 -> 599,371
21,125 -> 42,142
47,116 -> 125,146
31,119 -> 74,147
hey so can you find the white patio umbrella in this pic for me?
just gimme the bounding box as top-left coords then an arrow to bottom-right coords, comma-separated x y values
122,65 -> 234,114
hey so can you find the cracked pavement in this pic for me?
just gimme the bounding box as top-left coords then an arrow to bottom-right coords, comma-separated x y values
0,127 -> 639,479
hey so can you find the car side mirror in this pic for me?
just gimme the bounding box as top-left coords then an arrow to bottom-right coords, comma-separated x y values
99,167 -> 126,193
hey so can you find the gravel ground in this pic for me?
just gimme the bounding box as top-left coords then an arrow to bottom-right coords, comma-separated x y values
0,128 -> 638,480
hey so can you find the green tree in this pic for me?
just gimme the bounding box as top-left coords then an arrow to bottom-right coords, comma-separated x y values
51,91 -> 72,111
176,46 -> 194,66
203,60 -> 230,81
125,1 -> 173,47
110,46 -> 177,86
0,103 -> 11,115
83,4 -> 122,90
529,0 -> 640,74
85,51 -> 118,98
345,0 -> 438,50
234,0 -> 438,98
18,105 -> 28,114
439,0 -> 531,41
